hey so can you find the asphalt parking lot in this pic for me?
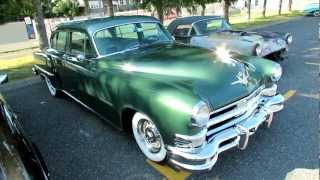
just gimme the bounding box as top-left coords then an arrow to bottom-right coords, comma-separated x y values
1,17 -> 319,180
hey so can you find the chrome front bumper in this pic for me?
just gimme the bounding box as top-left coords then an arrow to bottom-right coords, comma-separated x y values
261,39 -> 288,57
167,94 -> 284,171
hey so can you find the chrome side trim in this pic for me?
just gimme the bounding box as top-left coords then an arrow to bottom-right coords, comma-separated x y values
34,65 -> 54,77
62,90 -> 96,113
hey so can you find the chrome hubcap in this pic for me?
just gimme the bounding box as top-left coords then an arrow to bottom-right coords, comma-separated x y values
137,119 -> 161,153
132,112 -> 166,162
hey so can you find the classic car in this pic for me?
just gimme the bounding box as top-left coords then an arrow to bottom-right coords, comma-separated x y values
167,16 -> 293,60
0,74 -> 49,179
303,3 -> 320,16
33,16 -> 284,171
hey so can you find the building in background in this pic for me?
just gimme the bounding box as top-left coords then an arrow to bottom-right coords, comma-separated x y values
77,0 -> 136,15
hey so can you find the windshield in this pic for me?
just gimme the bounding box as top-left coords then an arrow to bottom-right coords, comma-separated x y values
193,18 -> 231,35
94,22 -> 173,56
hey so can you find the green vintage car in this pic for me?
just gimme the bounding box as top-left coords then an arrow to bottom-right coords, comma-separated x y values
33,16 -> 284,171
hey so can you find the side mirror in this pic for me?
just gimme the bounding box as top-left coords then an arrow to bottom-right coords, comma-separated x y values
0,74 -> 8,84
171,36 -> 176,40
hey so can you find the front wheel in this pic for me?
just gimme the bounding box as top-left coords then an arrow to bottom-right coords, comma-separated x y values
132,112 -> 167,162
313,11 -> 320,17
44,75 -> 61,97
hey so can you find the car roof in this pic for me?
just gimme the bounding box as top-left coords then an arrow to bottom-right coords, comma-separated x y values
167,16 -> 221,33
56,15 -> 159,35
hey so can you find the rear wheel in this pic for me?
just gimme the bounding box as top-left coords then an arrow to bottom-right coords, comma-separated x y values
44,75 -> 61,97
132,112 -> 167,162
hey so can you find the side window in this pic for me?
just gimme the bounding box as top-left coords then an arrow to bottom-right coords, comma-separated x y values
173,25 -> 192,37
70,31 -> 95,58
56,31 -> 67,52
51,33 -> 58,49
190,27 -> 196,36
206,20 -> 223,31
70,32 -> 85,56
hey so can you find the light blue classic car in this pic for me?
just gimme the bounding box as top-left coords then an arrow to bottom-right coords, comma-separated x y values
303,3 -> 320,16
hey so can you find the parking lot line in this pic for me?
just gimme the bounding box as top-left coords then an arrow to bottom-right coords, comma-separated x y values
284,90 -> 296,101
146,160 -> 191,180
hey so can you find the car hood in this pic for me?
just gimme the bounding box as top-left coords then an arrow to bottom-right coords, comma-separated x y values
209,30 -> 283,43
100,43 -> 263,109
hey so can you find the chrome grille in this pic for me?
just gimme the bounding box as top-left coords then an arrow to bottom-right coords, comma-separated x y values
206,86 -> 264,140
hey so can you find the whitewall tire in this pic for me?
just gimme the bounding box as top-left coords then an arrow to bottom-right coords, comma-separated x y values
132,112 -> 167,162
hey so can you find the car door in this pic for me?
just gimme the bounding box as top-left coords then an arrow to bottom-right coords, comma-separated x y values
64,31 -> 118,123
47,30 -> 71,91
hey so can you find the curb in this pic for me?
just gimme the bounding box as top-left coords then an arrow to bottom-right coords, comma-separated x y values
244,16 -> 303,31
0,46 -> 39,54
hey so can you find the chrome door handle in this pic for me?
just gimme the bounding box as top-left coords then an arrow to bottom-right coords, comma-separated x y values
62,54 -> 77,62
62,54 -> 68,59
67,57 -> 77,61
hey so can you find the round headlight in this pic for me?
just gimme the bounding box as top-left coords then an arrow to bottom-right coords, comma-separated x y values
190,101 -> 210,128
286,35 -> 293,44
255,45 -> 263,56
271,63 -> 283,82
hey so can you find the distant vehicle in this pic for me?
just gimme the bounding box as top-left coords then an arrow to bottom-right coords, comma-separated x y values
0,74 -> 49,180
33,16 -> 284,171
167,16 -> 293,60
303,3 -> 320,16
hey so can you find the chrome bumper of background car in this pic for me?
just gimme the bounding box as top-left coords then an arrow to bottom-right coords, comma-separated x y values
167,94 -> 284,171
261,39 -> 288,57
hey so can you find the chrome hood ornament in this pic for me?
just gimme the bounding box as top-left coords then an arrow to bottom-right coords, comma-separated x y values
231,67 -> 249,86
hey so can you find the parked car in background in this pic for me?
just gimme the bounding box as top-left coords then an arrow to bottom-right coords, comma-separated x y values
33,16 -> 285,171
303,3 -> 320,16
0,74 -> 49,180
167,16 -> 293,61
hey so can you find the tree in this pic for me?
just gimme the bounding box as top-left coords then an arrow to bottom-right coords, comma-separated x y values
262,0 -> 267,17
221,0 -> 230,23
52,0 -> 80,20
247,0 -> 251,22
84,0 -> 90,15
288,0 -> 292,12
278,0 -> 282,15
32,0 -> 48,50
102,0 -> 114,17
139,0 -> 172,24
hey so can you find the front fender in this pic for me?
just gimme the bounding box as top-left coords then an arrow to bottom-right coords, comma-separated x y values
117,72 -> 202,146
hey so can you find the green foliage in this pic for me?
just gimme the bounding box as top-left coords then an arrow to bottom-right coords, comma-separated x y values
0,0 -> 54,23
0,0 -> 33,23
52,0 -> 80,19
137,0 -> 180,22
